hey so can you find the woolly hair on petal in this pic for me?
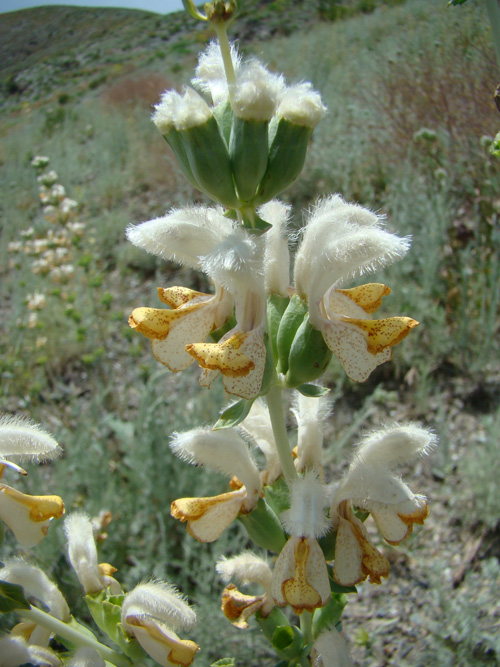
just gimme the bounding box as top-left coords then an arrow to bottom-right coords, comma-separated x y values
276,82 -> 327,128
353,423 -> 437,468
121,581 -> 197,633
233,61 -> 285,121
311,628 -> 354,667
64,513 -> 105,594
153,87 -> 212,132
1,558 -> 70,622
192,40 -> 242,106
170,428 -> 261,501
281,473 -> 330,539
216,552 -> 273,590
258,200 -> 291,297
0,414 -> 61,462
126,206 -> 235,269
200,230 -> 265,296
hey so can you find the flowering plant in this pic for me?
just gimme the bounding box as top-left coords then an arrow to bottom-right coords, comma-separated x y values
0,1 -> 435,665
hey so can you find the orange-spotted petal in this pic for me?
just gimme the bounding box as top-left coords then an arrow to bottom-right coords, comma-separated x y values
336,283 -> 391,314
171,489 -> 246,542
158,286 -> 209,308
342,316 -> 419,354
186,332 -> 254,378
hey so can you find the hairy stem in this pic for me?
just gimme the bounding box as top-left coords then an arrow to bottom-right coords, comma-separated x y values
266,384 -> 298,486
20,607 -> 132,667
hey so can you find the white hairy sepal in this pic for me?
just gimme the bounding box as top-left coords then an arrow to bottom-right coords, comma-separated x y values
200,231 -> 264,294
291,392 -> 332,472
170,428 -> 261,501
277,82 -> 326,128
153,87 -> 212,133
66,647 -> 106,667
121,581 -> 196,633
64,513 -> 104,594
0,414 -> 61,462
281,473 -> 330,539
126,206 -> 235,270
216,552 -> 273,591
354,423 -> 437,468
239,399 -> 281,483
311,628 -> 354,667
294,195 -> 410,314
192,41 -> 241,106
233,61 -> 285,121
259,200 -> 291,297
0,558 -> 70,621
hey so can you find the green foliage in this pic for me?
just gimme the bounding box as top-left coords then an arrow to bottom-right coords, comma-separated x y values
0,580 -> 30,612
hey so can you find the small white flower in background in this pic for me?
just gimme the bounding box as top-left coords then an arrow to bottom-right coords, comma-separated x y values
0,558 -> 69,647
331,424 -> 436,586
170,427 -> 261,542
310,627 -> 354,667
121,581 -> 199,667
0,635 -> 61,667
0,415 -> 64,547
294,195 -> 417,382
272,473 -> 331,614
64,513 -> 121,595
26,292 -> 47,311
217,551 -> 275,627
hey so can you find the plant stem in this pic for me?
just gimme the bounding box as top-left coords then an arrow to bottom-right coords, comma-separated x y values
485,0 -> 500,68
266,384 -> 298,486
20,607 -> 132,667
214,22 -> 236,103
300,610 -> 313,644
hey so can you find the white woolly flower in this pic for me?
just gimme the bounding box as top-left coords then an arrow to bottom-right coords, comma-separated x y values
330,424 -> 435,587
258,200 -> 291,297
233,60 -> 285,121
291,392 -> 332,473
292,195 -> 416,383
192,40 -> 241,106
170,427 -> 261,507
122,581 -> 199,667
277,82 -> 327,128
64,513 -> 120,595
281,472 -> 330,539
126,205 -> 236,270
0,414 -> 61,468
152,87 -> 212,133
217,551 -> 273,592
294,195 -> 410,310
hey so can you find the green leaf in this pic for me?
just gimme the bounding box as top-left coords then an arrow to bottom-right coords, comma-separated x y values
265,476 -> 291,515
0,580 -> 30,612
256,607 -> 290,643
211,659 -> 236,667
239,496 -> 286,553
272,625 -> 304,658
296,383 -> 330,398
448,0 -> 469,5
213,398 -> 254,430
312,594 -> 347,639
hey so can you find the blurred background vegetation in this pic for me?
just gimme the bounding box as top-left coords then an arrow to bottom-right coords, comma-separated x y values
1,0 -> 500,664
